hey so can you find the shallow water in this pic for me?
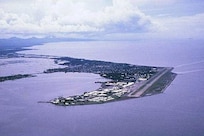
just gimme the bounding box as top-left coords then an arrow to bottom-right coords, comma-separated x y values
1,40 -> 204,136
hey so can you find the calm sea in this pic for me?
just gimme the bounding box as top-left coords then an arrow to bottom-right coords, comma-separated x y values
0,40 -> 204,136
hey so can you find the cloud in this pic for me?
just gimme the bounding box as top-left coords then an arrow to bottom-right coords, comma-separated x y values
1,0 -> 203,40
152,13 -> 204,39
97,12 -> 204,40
129,0 -> 177,6
0,0 -> 154,38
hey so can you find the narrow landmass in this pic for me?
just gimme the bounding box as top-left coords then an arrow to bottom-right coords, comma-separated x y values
0,74 -> 35,82
43,57 -> 177,106
0,38 -> 177,106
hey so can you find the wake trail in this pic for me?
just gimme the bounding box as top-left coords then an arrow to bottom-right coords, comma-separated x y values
175,69 -> 204,74
175,60 -> 204,68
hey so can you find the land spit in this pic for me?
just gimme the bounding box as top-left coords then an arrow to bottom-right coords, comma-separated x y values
44,57 -> 177,106
0,52 -> 176,106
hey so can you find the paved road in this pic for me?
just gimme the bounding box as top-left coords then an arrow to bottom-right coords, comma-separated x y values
127,67 -> 173,97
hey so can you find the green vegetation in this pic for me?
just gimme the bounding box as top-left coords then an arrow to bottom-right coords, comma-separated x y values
44,57 -> 158,82
44,57 -> 176,106
0,74 -> 35,82
142,72 -> 177,96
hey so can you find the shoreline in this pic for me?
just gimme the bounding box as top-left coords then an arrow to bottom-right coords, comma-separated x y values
0,42 -> 177,106
47,57 -> 177,106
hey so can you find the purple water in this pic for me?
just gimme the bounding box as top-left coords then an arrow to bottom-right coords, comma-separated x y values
1,40 -> 204,136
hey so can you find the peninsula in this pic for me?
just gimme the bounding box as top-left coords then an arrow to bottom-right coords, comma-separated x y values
0,38 -> 177,106
44,57 -> 177,106
0,40 -> 177,106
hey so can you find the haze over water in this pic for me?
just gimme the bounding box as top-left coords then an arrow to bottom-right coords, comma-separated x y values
1,0 -> 204,135
1,40 -> 204,136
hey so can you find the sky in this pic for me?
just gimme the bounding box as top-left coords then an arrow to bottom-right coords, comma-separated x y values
0,0 -> 204,40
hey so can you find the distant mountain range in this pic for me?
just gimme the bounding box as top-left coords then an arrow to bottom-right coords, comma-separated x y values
0,37 -> 93,50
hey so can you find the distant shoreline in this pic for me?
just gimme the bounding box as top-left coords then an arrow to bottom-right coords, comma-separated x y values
0,40 -> 177,106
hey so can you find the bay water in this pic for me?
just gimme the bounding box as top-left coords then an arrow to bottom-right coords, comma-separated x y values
1,40 -> 204,136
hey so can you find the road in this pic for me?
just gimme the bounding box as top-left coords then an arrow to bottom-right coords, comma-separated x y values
127,67 -> 173,97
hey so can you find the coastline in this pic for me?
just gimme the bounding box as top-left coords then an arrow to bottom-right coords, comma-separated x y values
0,42 -> 177,106
49,67 -> 176,106
1,40 -> 204,136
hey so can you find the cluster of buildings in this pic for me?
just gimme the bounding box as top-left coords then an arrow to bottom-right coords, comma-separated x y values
51,81 -> 135,106
48,57 -> 161,106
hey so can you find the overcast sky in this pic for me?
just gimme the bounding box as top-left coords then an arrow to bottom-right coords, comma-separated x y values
0,0 -> 204,40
